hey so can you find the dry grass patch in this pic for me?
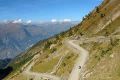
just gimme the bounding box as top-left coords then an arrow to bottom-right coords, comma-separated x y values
31,56 -> 60,73
55,52 -> 78,78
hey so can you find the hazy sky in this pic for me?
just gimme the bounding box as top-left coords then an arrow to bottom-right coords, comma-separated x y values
0,0 -> 103,22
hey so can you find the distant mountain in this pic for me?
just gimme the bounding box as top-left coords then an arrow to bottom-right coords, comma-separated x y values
0,21 -> 78,59
0,58 -> 11,69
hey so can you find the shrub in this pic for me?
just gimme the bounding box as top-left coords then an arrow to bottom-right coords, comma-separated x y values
44,41 -> 52,49
30,78 -> 33,80
100,13 -> 105,18
96,7 -> 100,13
63,63 -> 66,67
51,48 -> 57,53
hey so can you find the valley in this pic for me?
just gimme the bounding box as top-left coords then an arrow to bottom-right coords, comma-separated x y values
0,21 -> 77,69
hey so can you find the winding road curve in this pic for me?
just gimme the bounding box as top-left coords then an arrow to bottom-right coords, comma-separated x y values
66,40 -> 89,80
22,40 -> 89,80
23,57 -> 60,80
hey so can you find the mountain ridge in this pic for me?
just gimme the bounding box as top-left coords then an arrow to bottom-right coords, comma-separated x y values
0,22 -> 78,59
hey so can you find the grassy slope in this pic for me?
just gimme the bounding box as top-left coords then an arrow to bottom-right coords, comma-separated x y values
79,3 -> 120,80
31,55 -> 60,73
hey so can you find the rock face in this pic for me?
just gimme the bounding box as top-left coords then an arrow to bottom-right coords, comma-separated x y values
0,21 -> 78,59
